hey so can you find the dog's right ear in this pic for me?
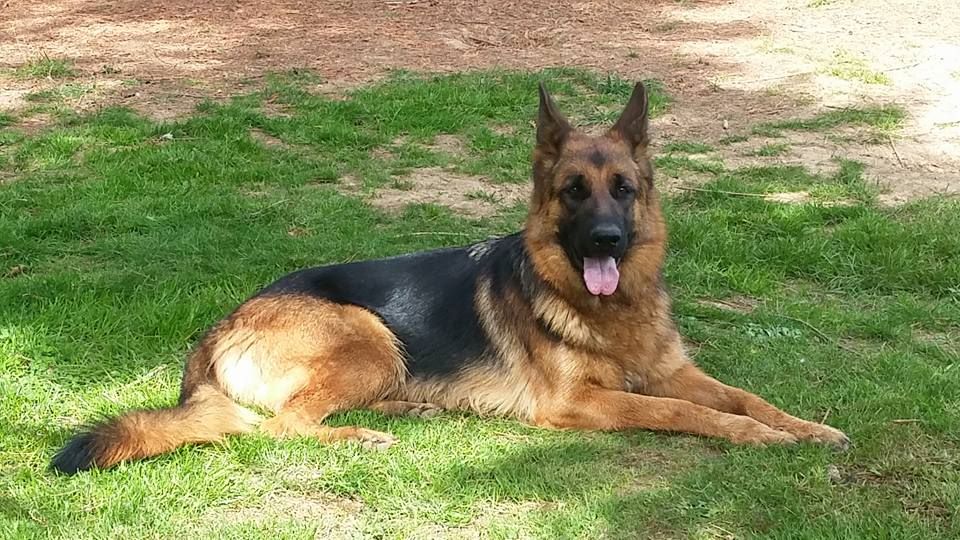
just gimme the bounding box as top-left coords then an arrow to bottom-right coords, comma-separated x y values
609,81 -> 650,158
536,82 -> 572,157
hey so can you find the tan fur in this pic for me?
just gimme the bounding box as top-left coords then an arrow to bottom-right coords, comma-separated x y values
55,82 -> 846,474
532,289 -> 606,349
206,296 -> 407,442
56,296 -> 409,471
391,279 -> 544,420
77,385 -> 261,470
368,400 -> 443,418
517,83 -> 847,448
207,296 -> 405,416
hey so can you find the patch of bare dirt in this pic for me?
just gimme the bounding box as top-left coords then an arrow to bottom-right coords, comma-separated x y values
664,0 -> 960,202
258,94 -> 295,118
371,134 -> 467,162
402,500 -> 571,540
912,328 -> 959,355
370,167 -> 527,218
718,131 -> 844,177
335,173 -> 363,192
696,296 -> 759,314
406,501 -> 553,540
240,184 -> 272,198
370,136 -> 409,161
763,191 -> 812,204
656,170 -> 716,195
0,88 -> 29,110
757,191 -> 853,207
616,444 -> 705,495
426,133 -> 467,155
1,0 -> 957,203
313,78 -> 375,101
249,127 -> 286,148
369,147 -> 394,162
198,491 -> 364,538
16,113 -> 52,134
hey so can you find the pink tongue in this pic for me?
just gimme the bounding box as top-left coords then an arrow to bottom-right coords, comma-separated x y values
583,257 -> 619,296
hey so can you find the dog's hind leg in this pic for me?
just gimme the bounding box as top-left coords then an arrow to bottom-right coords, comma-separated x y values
213,296 -> 408,451
262,398 -> 398,451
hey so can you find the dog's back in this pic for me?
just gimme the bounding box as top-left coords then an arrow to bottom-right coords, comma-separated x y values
52,80 -> 848,474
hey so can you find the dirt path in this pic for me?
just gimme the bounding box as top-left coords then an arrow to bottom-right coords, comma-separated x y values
2,0 -> 958,202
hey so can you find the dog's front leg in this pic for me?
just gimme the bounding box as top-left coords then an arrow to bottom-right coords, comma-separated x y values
645,362 -> 849,449
535,388 -> 796,446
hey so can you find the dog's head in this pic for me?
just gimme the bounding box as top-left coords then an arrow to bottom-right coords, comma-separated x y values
525,81 -> 665,299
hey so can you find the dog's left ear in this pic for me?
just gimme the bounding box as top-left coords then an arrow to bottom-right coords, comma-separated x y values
609,82 -> 650,156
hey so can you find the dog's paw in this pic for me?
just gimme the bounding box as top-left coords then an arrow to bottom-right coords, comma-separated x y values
261,415 -> 305,438
793,422 -> 851,451
369,400 -> 444,419
355,429 -> 397,451
406,403 -> 443,419
749,428 -> 798,446
728,418 -> 798,446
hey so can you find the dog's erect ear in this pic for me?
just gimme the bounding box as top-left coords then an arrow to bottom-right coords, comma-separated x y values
536,82 -> 572,156
610,82 -> 650,155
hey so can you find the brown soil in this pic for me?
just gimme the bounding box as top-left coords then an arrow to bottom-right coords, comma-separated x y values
696,296 -> 759,314
425,133 -> 467,156
367,166 -> 527,218
249,127 -> 286,148
198,490 -> 364,538
2,0 -> 958,202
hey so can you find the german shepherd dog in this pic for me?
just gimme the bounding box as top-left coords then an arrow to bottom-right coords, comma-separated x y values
52,81 -> 848,474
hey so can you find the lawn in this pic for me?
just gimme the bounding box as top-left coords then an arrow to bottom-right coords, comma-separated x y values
1,69 -> 958,539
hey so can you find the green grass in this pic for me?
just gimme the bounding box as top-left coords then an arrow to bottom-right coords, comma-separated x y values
655,154 -> 726,177
750,124 -> 786,138
23,83 -> 95,104
2,70 -> 959,539
826,51 -> 891,85
663,140 -> 714,154
744,105 -> 905,146
754,105 -> 906,138
465,190 -> 501,204
749,142 -> 791,157
719,134 -> 750,145
14,56 -> 76,80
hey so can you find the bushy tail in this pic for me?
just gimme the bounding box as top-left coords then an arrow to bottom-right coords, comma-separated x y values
51,385 -> 260,474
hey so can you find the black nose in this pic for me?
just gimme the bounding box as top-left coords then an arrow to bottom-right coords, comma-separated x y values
590,224 -> 622,248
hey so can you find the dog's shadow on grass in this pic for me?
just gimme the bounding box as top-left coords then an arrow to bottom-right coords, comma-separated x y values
448,437 -> 620,499
437,430 -> 709,536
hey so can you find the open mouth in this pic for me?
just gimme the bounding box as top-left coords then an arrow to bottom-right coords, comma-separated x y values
582,256 -> 621,296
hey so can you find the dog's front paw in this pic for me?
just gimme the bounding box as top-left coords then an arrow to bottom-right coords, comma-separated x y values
355,428 -> 397,451
405,403 -> 444,419
728,417 -> 798,446
261,415 -> 303,438
791,422 -> 850,451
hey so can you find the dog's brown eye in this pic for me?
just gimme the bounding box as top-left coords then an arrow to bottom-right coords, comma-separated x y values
613,174 -> 635,198
565,175 -> 587,198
